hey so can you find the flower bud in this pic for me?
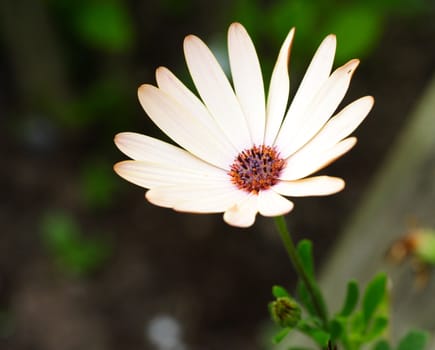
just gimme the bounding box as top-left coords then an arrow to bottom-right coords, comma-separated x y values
270,296 -> 301,328
414,229 -> 435,264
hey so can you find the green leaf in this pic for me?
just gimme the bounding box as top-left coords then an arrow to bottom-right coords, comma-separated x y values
306,328 -> 330,347
297,322 -> 330,347
397,330 -> 429,350
364,316 -> 388,341
296,240 -> 315,278
273,285 -> 290,298
362,273 -> 387,324
295,240 -> 329,322
296,281 -> 316,317
273,327 -> 291,344
349,311 -> 365,335
295,240 -> 321,317
372,339 -> 391,350
339,280 -> 359,317
329,318 -> 344,341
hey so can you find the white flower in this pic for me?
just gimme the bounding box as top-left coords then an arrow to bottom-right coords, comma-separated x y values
114,22 -> 374,228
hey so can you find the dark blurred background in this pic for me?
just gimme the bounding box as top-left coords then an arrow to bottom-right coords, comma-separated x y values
1,0 -> 435,349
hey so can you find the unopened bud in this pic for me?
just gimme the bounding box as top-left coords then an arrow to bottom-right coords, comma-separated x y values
414,229 -> 435,264
270,297 -> 301,328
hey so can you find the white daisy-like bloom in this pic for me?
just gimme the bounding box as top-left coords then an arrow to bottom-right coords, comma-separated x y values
114,23 -> 374,228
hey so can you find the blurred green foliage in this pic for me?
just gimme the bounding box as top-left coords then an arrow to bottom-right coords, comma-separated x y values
232,0 -> 426,64
80,159 -> 118,209
50,0 -> 134,52
323,4 -> 383,63
373,330 -> 429,350
160,0 -> 193,15
47,82 -> 132,132
41,212 -> 111,276
45,0 -> 136,129
395,330 -> 429,350
65,77 -> 133,128
75,1 -> 134,51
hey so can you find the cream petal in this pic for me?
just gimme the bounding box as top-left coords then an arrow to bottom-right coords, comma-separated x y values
264,28 -> 295,145
287,96 -> 373,161
223,194 -> 258,227
155,66 -> 237,153
183,34 -> 252,151
319,96 -> 374,144
257,190 -> 294,216
145,182 -> 245,213
175,192 -> 246,213
115,132 -> 217,168
274,176 -> 345,197
280,137 -> 357,180
274,35 -> 336,150
228,22 -> 265,145
114,160 -> 227,189
138,84 -> 235,169
276,59 -> 360,158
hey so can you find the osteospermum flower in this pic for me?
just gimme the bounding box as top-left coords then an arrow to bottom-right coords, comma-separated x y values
114,23 -> 374,228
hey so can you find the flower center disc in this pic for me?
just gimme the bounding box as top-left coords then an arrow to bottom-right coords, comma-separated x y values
229,145 -> 285,194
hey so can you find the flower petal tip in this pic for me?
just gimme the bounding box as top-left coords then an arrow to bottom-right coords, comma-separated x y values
229,22 -> 245,31
113,132 -> 122,144
223,201 -> 257,228
366,95 -> 375,106
114,132 -> 127,149
258,191 -> 294,217
285,28 -> 296,46
137,84 -> 151,96
223,213 -> 256,228
145,189 -> 159,206
344,59 -> 360,74
113,161 -> 127,176
326,33 -> 337,42
155,66 -> 168,79
183,34 -> 199,47
335,178 -> 346,193
321,34 -> 337,52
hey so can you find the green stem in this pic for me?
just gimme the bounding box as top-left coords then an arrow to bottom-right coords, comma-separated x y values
274,215 -> 328,326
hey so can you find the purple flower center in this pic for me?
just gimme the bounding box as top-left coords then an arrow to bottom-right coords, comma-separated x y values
229,145 -> 285,194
